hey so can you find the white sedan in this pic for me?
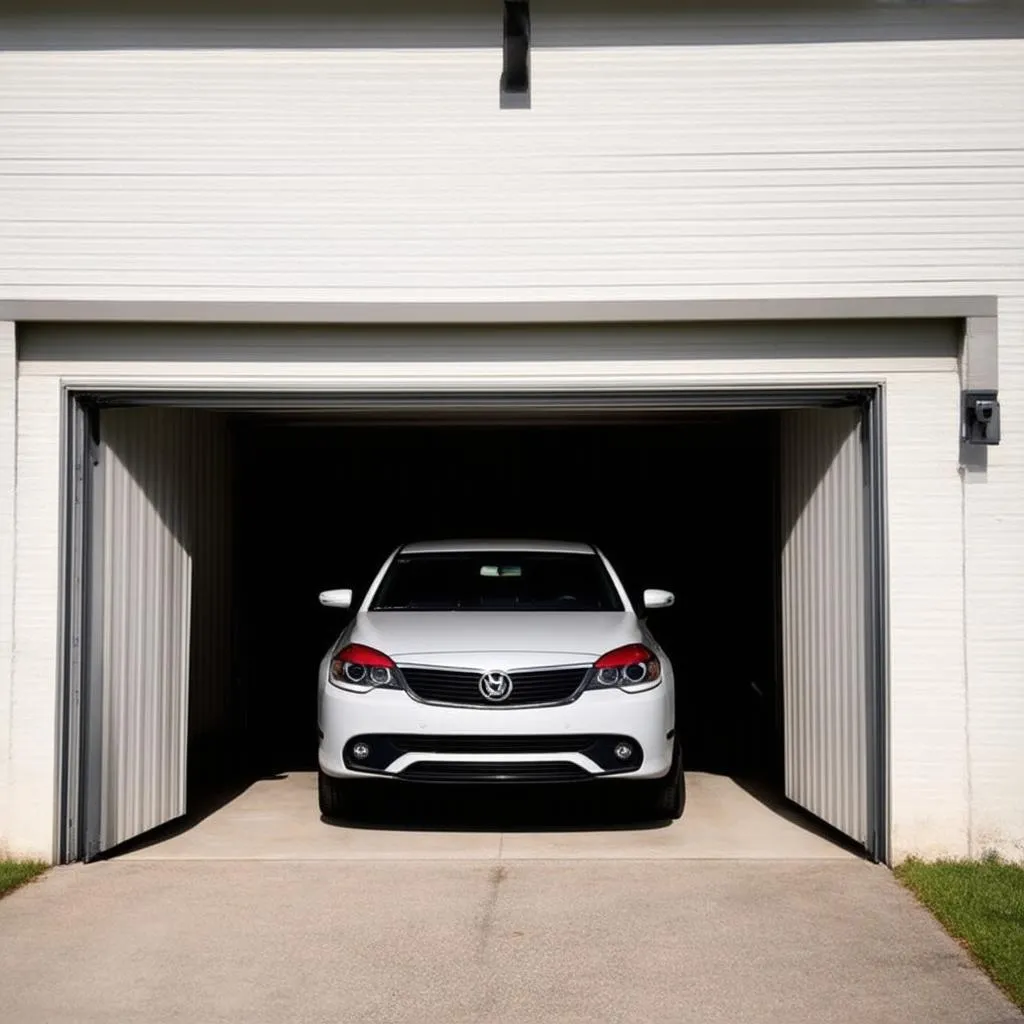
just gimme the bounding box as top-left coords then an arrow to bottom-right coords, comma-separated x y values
317,540 -> 683,820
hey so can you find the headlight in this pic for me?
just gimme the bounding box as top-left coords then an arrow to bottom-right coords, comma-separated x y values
329,644 -> 402,692
586,644 -> 662,691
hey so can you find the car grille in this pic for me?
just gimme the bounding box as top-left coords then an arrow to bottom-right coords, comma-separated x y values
398,761 -> 591,783
400,666 -> 588,707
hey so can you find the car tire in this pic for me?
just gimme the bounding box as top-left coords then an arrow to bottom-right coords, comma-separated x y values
318,769 -> 352,820
651,741 -> 685,821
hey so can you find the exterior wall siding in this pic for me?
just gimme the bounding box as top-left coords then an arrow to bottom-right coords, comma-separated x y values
1,5 -> 1022,305
0,0 -> 1021,859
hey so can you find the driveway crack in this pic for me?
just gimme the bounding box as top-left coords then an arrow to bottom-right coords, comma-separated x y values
476,863 -> 508,961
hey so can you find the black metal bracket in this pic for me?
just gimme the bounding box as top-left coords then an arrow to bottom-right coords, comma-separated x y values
962,389 -> 1001,446
501,1 -> 530,109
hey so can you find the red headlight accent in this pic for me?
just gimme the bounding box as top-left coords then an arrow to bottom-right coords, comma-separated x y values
594,644 -> 653,669
334,644 -> 396,668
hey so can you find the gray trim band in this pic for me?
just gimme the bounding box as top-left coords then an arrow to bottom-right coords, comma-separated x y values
962,316 -> 998,392
2,295 -> 997,326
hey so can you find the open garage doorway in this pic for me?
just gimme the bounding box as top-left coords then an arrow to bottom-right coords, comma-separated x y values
234,413 -> 781,784
59,390 -> 887,863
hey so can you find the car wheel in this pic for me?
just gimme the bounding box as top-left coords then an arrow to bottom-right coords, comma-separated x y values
651,741 -> 685,821
318,769 -> 352,820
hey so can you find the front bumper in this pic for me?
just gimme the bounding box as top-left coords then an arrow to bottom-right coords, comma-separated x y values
318,684 -> 674,782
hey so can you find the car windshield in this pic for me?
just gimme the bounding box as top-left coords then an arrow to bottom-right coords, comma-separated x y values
370,552 -> 624,612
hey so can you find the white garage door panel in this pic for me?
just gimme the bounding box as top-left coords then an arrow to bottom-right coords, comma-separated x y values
780,407 -> 867,844
89,407 -> 232,856
93,408 -> 193,853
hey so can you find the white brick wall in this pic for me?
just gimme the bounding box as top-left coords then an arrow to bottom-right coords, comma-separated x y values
965,298 -> 1024,861
0,323 -> 16,857
7,374 -> 62,859
886,371 -> 971,860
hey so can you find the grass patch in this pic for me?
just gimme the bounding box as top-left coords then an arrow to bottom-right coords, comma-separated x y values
896,855 -> 1024,1009
0,860 -> 48,899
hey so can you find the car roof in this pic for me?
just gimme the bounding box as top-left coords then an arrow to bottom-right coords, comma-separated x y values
399,540 -> 596,556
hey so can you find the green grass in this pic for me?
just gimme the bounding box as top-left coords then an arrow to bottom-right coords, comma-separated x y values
0,860 -> 48,899
896,855 -> 1024,1009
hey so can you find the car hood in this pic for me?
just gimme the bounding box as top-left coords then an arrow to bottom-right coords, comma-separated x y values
349,611 -> 642,668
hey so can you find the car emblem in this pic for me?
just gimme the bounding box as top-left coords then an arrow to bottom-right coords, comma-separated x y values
479,670 -> 513,703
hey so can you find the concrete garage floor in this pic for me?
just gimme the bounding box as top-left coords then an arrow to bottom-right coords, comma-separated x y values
3,859 -> 1021,1024
120,771 -> 858,861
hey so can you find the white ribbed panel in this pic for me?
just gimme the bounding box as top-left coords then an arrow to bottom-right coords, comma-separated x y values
95,407 -> 230,850
98,408 -> 193,850
780,407 -> 867,845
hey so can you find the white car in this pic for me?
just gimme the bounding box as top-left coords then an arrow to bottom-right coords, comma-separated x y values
317,540 -> 683,820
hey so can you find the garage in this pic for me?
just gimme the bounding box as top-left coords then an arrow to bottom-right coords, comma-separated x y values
24,317 -> 940,865
1,0 -> 1021,869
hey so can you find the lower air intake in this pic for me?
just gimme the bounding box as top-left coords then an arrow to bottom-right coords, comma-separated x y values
399,761 -> 590,783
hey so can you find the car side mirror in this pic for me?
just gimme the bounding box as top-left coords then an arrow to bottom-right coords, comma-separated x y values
643,588 -> 675,611
319,589 -> 353,609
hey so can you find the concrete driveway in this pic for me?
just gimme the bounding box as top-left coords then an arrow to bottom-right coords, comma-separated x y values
2,859 -> 1020,1024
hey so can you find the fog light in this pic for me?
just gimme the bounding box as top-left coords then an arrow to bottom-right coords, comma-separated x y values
613,742 -> 634,762
352,742 -> 371,761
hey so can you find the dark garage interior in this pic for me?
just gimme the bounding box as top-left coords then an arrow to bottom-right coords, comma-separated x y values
220,410 -> 783,806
